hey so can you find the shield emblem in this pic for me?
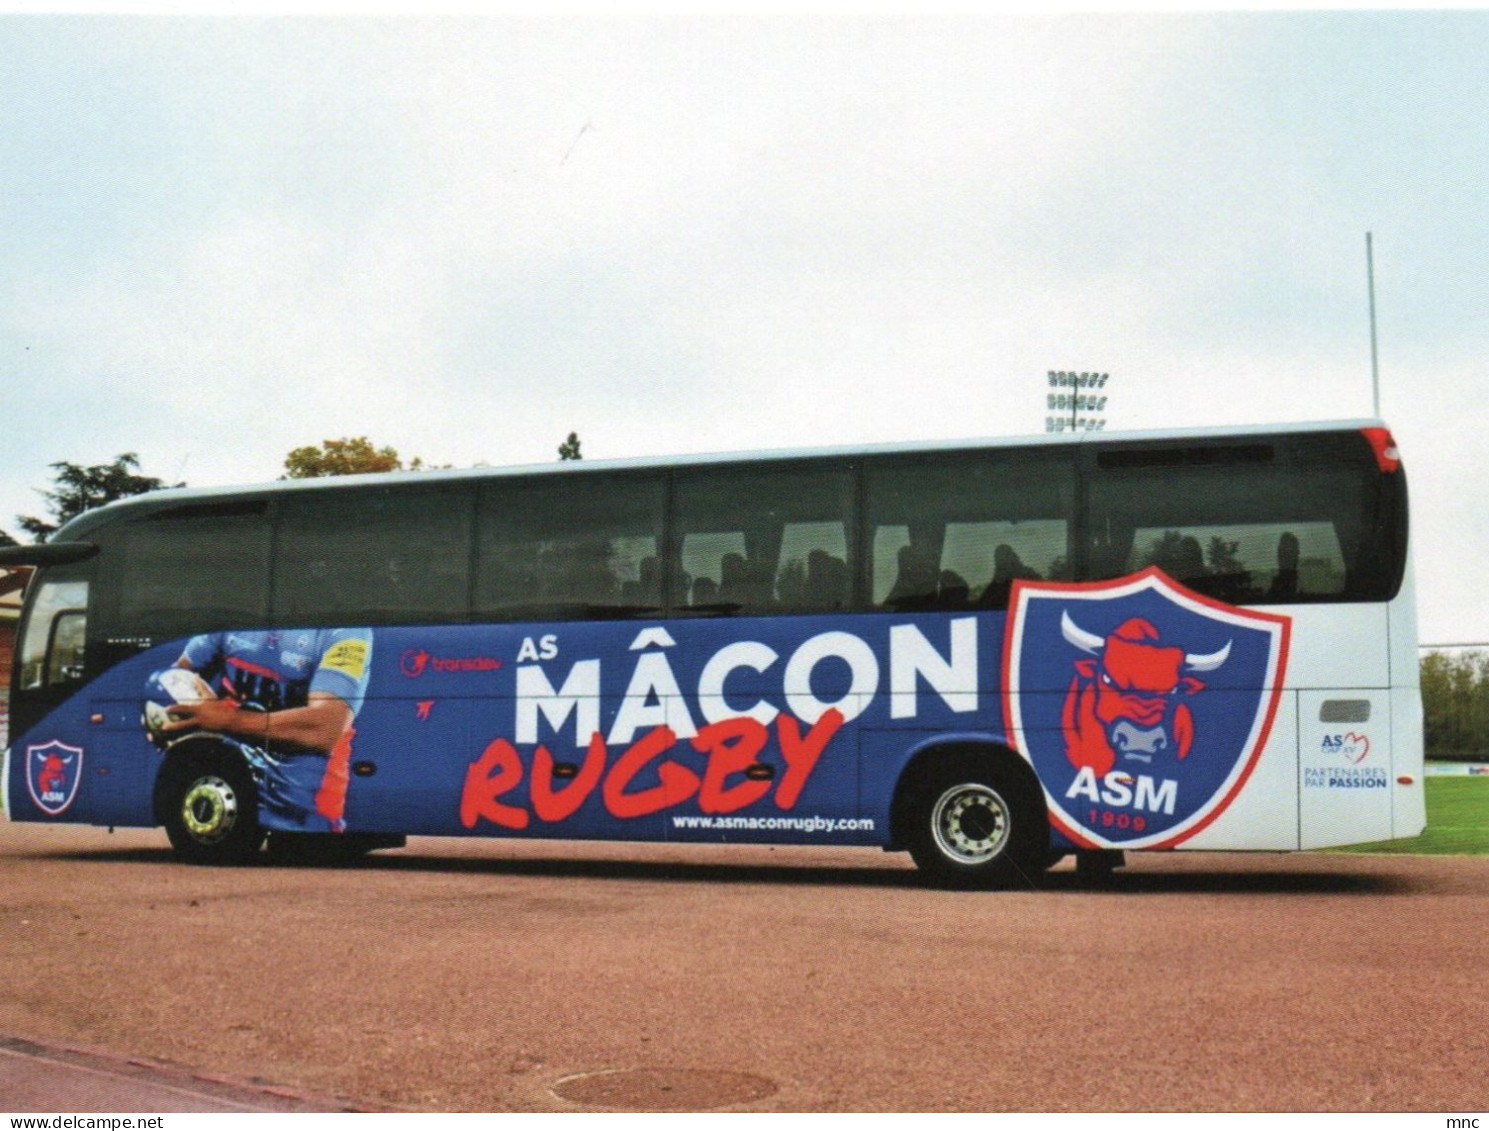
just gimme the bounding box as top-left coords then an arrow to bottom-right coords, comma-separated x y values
1003,567 -> 1290,849
26,740 -> 85,817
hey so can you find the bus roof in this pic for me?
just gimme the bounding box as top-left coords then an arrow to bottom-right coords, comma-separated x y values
50,417 -> 1389,542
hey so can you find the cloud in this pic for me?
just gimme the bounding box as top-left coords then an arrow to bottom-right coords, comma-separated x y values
6,19 -> 1204,465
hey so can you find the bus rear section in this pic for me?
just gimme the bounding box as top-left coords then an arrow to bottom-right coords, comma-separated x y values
1053,424 -> 1422,854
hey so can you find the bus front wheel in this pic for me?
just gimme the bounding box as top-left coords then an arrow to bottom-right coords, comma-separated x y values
161,752 -> 264,865
906,762 -> 1046,888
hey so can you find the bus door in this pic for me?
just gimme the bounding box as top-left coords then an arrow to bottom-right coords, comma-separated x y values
10,574 -> 89,734
6,571 -> 92,819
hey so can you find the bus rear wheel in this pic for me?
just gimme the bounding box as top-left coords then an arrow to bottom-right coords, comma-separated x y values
162,752 -> 264,865
906,762 -> 1046,888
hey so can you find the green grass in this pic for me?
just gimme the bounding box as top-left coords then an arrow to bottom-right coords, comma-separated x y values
1330,774 -> 1489,855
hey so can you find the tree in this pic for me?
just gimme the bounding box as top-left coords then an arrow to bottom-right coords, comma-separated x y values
17,453 -> 180,541
1420,649 -> 1489,760
0,527 -> 16,548
1205,536 -> 1245,578
1144,530 -> 1203,577
283,437 -> 418,479
558,432 -> 582,461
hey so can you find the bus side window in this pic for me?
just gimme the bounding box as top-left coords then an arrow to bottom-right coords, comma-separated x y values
475,475 -> 665,620
671,465 -> 854,616
106,503 -> 272,638
866,452 -> 1073,611
277,487 -> 472,625
1087,461 -> 1352,603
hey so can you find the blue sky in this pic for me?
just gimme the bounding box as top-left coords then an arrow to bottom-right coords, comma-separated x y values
3,12 -> 1486,642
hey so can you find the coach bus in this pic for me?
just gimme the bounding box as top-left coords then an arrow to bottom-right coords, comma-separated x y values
1,421 -> 1422,885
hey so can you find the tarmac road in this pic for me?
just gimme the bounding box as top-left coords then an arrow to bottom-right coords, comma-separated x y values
1,822 -> 1486,1113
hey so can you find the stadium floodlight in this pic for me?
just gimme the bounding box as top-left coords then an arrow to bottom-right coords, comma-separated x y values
1042,370 -> 1112,433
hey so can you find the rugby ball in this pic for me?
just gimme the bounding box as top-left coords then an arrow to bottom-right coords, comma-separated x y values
142,668 -> 217,743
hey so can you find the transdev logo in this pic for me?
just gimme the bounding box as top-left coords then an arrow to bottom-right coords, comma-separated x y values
400,648 -> 503,678
1003,567 -> 1290,849
26,740 -> 84,817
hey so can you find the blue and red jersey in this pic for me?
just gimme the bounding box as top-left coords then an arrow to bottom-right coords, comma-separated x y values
179,628 -> 373,718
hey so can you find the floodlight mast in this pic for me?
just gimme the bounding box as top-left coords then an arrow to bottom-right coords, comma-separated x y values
1044,371 -> 1111,434
1367,232 -> 1380,417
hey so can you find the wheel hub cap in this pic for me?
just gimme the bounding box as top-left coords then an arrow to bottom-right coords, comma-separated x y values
932,784 -> 1011,864
181,776 -> 238,843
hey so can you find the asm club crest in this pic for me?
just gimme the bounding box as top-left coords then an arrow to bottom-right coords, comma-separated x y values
26,740 -> 84,817
1003,567 -> 1290,849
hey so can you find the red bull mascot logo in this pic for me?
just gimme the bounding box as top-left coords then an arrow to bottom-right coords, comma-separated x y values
1059,612 -> 1231,776
1004,567 -> 1289,850
26,740 -> 84,817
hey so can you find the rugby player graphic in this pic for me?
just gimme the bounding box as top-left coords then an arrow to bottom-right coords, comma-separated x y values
148,628 -> 373,834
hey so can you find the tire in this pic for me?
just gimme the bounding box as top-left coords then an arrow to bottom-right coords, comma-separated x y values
161,747 -> 265,865
906,760 -> 1048,889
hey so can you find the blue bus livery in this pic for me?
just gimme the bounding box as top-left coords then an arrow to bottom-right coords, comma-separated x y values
1,422 -> 1423,885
